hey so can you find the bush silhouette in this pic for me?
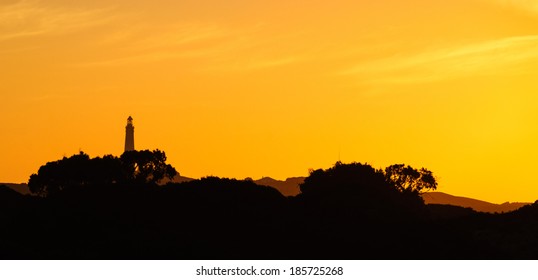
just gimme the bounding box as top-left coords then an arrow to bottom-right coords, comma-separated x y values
120,150 -> 177,184
385,164 -> 437,194
28,150 -> 177,196
298,162 -> 427,220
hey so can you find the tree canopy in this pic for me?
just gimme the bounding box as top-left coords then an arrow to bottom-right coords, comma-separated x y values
384,164 -> 437,194
300,162 -> 391,197
120,150 -> 177,184
300,161 -> 437,196
28,150 -> 177,196
297,162 -> 438,219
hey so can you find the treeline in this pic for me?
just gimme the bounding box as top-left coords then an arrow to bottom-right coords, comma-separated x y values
1,152 -> 538,259
28,150 -> 177,196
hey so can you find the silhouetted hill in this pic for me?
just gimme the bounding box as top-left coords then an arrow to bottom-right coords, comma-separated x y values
466,202 -> 538,258
165,175 -> 305,196
422,192 -> 529,213
0,183 -> 30,195
8,177 -> 290,259
254,177 -> 304,196
427,204 -> 477,220
159,174 -> 195,184
0,185 -> 24,201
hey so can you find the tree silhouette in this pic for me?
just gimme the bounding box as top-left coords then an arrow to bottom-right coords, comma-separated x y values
297,162 -> 427,221
28,152 -> 95,196
28,150 -> 177,196
384,164 -> 437,194
300,161 -> 391,198
120,149 -> 177,184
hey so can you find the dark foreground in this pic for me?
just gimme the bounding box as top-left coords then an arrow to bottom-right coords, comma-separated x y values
2,169 -> 538,259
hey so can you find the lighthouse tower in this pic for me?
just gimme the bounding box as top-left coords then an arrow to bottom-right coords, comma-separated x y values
124,116 -> 135,152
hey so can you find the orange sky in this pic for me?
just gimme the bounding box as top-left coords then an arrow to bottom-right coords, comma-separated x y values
2,0 -> 538,203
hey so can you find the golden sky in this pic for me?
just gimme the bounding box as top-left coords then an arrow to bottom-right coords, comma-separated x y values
2,0 -> 538,203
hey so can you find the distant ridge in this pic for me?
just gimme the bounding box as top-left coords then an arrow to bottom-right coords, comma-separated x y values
254,177 -> 304,197
170,175 -> 195,183
164,174 -> 304,196
246,177 -> 531,213
1,183 -> 30,195
422,192 -> 530,213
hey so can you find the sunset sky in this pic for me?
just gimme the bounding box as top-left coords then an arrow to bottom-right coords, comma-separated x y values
2,0 -> 538,203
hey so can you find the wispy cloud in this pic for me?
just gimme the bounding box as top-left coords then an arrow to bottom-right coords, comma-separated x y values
78,22 -> 303,71
0,0 -> 115,41
340,35 -> 538,84
129,23 -> 231,52
79,49 -> 220,67
77,23 -> 243,67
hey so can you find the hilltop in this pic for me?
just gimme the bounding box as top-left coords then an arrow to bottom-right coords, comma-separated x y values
1,183 -> 30,195
422,192 -> 529,213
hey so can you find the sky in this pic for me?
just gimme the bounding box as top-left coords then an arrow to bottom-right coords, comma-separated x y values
2,0 -> 538,203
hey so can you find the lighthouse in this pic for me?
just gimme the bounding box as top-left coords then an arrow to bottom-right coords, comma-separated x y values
124,116 -> 135,152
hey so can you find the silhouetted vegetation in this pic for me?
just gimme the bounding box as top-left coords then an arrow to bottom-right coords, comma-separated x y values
2,156 -> 538,259
28,150 -> 177,196
385,164 -> 437,194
